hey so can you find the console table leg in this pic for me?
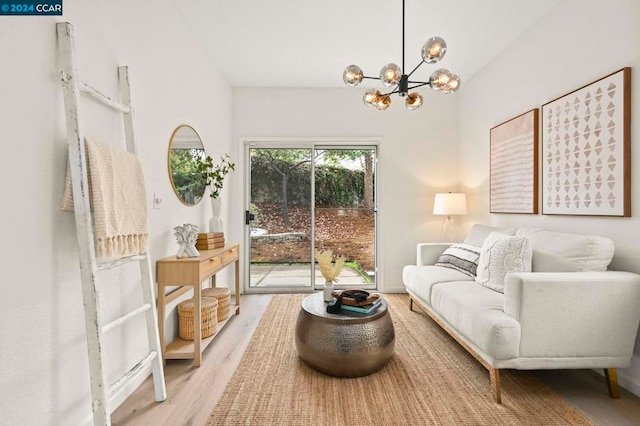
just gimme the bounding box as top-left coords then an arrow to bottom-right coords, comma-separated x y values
194,285 -> 202,367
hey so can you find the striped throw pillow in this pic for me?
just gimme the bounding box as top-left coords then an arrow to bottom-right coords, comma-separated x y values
435,243 -> 481,277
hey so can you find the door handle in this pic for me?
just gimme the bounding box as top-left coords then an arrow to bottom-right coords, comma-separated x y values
245,211 -> 255,225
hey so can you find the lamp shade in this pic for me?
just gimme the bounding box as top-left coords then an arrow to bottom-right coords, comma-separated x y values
433,193 -> 467,215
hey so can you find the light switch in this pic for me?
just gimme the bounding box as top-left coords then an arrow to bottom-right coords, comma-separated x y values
153,192 -> 162,209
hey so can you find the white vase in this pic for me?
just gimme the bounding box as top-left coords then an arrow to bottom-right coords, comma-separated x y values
323,281 -> 334,302
209,197 -> 224,233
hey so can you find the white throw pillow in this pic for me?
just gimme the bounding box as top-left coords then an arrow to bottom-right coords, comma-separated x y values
475,232 -> 532,293
515,227 -> 614,272
435,243 -> 481,277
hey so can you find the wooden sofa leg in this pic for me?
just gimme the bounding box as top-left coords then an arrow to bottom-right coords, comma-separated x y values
604,368 -> 620,399
409,297 -> 413,311
490,368 -> 502,404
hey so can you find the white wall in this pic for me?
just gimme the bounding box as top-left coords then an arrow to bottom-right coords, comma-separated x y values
458,0 -> 640,395
0,1 -> 233,424
231,88 -> 460,293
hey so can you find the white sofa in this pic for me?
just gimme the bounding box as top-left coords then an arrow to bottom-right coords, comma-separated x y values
402,224 -> 640,403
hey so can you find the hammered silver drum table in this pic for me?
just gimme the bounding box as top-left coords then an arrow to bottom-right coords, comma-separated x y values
295,292 -> 395,377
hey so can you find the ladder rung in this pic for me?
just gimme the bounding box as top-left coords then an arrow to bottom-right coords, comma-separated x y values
97,254 -> 147,271
102,303 -> 152,334
109,351 -> 158,400
79,80 -> 131,113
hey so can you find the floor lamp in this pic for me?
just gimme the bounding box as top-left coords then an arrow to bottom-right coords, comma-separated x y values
433,193 -> 467,241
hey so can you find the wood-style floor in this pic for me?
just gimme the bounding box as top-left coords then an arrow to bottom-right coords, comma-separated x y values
112,294 -> 640,425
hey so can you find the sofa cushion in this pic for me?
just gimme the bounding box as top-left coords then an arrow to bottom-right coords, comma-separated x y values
475,232 -> 532,293
431,282 -> 521,360
403,265 -> 473,305
463,224 -> 517,247
516,227 -> 614,272
435,243 -> 481,277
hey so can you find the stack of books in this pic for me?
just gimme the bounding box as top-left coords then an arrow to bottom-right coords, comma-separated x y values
340,297 -> 383,315
196,232 -> 225,250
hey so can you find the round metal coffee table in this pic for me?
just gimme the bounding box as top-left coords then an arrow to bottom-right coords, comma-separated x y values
295,292 -> 395,377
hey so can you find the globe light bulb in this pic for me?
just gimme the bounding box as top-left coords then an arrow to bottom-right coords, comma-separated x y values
405,92 -> 424,110
379,63 -> 401,87
422,36 -> 447,64
375,94 -> 391,110
343,65 -> 364,86
429,68 -> 453,91
363,89 -> 381,107
447,74 -> 461,92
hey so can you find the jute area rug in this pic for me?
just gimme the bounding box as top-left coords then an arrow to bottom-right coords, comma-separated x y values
208,294 -> 591,425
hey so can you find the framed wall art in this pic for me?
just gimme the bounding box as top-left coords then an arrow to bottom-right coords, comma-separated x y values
541,67 -> 631,216
490,108 -> 539,214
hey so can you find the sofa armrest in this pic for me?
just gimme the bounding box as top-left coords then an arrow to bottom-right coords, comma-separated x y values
504,271 -> 640,359
416,243 -> 453,266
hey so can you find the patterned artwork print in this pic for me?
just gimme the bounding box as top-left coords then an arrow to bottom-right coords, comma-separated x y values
490,109 -> 538,214
542,69 -> 629,216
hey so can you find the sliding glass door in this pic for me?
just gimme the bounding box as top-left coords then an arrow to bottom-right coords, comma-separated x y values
247,147 -> 314,291
313,148 -> 376,288
245,142 -> 376,293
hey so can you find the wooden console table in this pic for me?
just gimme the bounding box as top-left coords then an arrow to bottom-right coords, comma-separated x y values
156,244 -> 240,366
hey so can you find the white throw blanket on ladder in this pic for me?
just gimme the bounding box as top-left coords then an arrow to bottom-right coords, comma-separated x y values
61,138 -> 149,262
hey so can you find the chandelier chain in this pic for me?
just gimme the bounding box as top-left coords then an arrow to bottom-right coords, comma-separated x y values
402,0 -> 405,72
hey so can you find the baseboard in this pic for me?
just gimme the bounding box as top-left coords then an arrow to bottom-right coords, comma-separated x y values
381,284 -> 407,293
619,372 -> 640,397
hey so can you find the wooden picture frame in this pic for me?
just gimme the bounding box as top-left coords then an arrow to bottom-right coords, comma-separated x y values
490,108 -> 539,214
541,67 -> 631,216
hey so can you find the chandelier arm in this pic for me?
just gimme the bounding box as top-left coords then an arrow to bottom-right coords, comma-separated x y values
362,76 -> 379,80
406,60 -> 425,79
407,82 -> 431,90
383,88 -> 401,96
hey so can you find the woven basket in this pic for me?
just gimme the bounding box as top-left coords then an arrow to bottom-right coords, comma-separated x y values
177,297 -> 218,340
202,287 -> 231,321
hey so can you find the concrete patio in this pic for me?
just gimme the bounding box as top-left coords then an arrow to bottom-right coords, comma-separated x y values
250,264 -> 372,288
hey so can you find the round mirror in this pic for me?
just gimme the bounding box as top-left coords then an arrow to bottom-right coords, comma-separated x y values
168,125 -> 206,205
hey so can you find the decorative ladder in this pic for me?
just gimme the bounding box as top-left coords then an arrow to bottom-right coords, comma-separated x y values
56,21 -> 166,425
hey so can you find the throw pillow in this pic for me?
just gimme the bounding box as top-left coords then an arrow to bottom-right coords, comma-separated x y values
475,232 -> 532,293
435,243 -> 481,277
515,227 -> 614,272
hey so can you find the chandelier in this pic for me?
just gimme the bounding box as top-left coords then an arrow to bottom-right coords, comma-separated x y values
342,0 -> 461,110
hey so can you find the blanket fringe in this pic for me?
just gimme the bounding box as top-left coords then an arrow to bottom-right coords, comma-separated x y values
96,234 -> 148,262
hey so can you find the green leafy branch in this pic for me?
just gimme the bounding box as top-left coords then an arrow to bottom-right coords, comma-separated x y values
196,153 -> 236,199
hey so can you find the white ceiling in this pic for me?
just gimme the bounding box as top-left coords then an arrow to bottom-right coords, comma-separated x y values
173,0 -> 561,88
